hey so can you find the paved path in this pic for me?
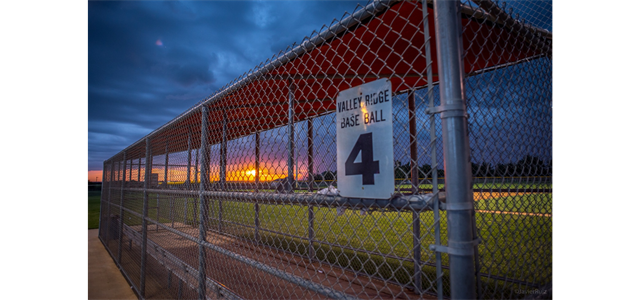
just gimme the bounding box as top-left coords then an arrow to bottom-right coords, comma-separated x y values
88,229 -> 138,300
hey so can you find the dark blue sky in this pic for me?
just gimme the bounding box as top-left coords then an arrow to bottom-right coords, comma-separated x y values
88,0 -> 368,171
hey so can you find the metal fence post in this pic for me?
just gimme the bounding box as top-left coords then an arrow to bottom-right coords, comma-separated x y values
117,152 -> 127,264
412,209 -> 421,294
422,1 -> 443,297
138,158 -> 141,183
164,140 -> 169,188
194,146 -> 201,227
409,91 -> 419,194
184,199 -> 188,226
106,160 -> 115,244
308,205 -> 315,261
198,105 -> 209,299
99,162 -> 106,239
170,195 -> 174,228
200,112 -> 210,230
433,1 -> 477,299
307,118 -> 315,259
254,132 -> 260,241
181,142 -> 188,227
408,90 -> 423,294
219,112 -> 227,232
195,147 -> 199,185
221,112 -> 227,190
156,194 -> 160,232
140,138 -> 151,298
186,130 -> 192,187
287,79 -> 295,193
307,119 -> 314,192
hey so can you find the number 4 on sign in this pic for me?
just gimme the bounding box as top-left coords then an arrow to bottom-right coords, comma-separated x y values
345,133 -> 380,185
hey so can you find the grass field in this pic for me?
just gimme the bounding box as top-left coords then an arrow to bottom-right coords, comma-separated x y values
96,184 -> 551,297
88,190 -> 101,229
475,194 -> 552,215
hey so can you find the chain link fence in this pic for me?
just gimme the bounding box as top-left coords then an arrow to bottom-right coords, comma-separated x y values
98,1 -> 551,299
462,1 -> 552,299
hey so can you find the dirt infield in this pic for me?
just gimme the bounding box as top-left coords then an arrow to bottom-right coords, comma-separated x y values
472,192 -> 552,217
473,191 -> 533,201
475,209 -> 551,217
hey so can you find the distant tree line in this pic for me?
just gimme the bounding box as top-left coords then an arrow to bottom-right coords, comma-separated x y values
471,155 -> 552,177
312,155 -> 551,181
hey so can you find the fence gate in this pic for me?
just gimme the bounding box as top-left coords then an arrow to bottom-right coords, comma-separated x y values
98,1 -> 552,299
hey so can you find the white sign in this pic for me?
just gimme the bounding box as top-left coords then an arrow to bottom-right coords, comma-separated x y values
336,79 -> 394,199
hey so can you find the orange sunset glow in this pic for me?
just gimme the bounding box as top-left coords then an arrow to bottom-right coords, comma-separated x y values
88,163 -> 307,184
170,167 -> 288,183
88,170 -> 103,182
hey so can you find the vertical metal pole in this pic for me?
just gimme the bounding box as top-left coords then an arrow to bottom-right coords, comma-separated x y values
161,142 -> 168,231
106,160 -> 114,244
307,119 -> 314,192
194,146 -> 200,227
117,161 -> 122,241
473,208 -> 482,298
98,162 -> 106,239
164,141 -> 169,188
185,131 -> 192,224
198,106 -> 209,299
195,147 -> 199,185
129,157 -> 133,183
170,196 -> 174,228
412,209 -> 421,294
306,118 -> 315,259
287,80 -> 295,193
410,86 -> 423,295
409,91 -> 419,193
186,131 -> 192,187
408,91 -> 422,294
140,138 -> 151,298
221,113 -> 227,189
200,127 -> 210,230
308,206 -> 315,261
432,66 -> 445,299
117,152 -> 127,264
116,160 -> 121,241
138,158 -> 141,183
422,1 -> 443,298
433,185 -> 443,300
156,195 -> 160,232
433,1 -> 476,299
104,162 -> 110,239
411,88 -> 422,294
219,112 -> 227,233
254,132 -> 260,241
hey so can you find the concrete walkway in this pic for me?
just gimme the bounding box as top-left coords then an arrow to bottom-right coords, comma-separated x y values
88,229 -> 138,300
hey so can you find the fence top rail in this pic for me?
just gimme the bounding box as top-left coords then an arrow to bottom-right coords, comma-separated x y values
104,0 -> 551,163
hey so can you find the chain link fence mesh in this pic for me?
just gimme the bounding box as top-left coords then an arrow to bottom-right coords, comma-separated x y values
97,1 -> 551,299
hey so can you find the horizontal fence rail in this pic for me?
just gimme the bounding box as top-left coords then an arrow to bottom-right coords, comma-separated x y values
98,1 -> 552,299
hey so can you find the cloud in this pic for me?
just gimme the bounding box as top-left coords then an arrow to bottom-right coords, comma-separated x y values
88,1 -> 383,171
155,60 -> 215,88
